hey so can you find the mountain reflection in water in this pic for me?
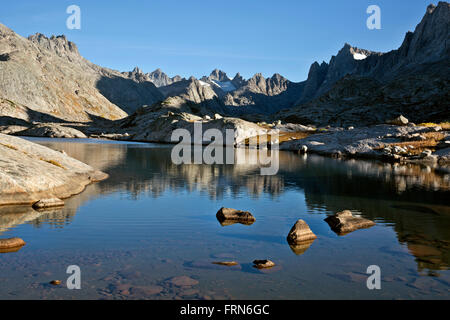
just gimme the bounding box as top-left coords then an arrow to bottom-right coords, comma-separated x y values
2,138 -> 449,274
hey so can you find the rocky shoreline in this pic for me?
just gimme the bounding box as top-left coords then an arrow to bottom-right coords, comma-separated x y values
2,115 -> 449,169
280,122 -> 450,166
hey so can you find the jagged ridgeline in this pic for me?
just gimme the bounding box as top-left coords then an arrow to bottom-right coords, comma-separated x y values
0,2 -> 449,125
0,25 -> 163,122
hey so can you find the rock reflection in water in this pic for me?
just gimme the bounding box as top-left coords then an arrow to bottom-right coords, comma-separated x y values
288,240 -> 316,256
0,205 -> 76,235
0,206 -> 43,234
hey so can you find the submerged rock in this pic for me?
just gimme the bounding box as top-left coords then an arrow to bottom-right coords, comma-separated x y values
0,237 -> 26,253
253,260 -> 275,269
286,219 -> 317,244
216,207 -> 256,224
212,261 -> 239,266
32,198 -> 65,210
167,276 -> 199,287
325,210 -> 375,235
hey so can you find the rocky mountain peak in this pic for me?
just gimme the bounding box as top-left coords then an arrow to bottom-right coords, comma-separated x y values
427,3 -> 437,13
250,73 -> 264,81
271,73 -> 286,81
145,68 -> 184,87
132,66 -> 144,74
308,61 -> 328,75
209,69 -> 230,82
231,72 -> 246,89
123,66 -> 152,83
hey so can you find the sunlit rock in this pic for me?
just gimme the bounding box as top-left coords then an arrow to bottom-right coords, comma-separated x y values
325,210 -> 375,235
286,219 -> 317,244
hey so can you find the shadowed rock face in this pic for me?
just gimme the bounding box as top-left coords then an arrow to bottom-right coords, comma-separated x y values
0,134 -> 108,206
279,2 -> 450,126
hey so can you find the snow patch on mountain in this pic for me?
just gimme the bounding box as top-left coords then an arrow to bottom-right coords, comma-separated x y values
353,53 -> 367,60
211,80 -> 236,92
198,80 -> 211,87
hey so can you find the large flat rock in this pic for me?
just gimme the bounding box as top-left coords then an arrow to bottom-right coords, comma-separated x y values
0,134 -> 108,206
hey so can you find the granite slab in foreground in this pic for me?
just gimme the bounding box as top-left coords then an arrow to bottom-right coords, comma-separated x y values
0,133 -> 108,206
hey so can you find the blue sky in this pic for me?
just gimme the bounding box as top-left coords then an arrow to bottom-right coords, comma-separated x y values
0,0 -> 436,81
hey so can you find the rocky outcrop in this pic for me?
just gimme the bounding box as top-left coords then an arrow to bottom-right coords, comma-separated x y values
118,104 -> 273,145
325,210 -> 376,234
0,134 -> 108,206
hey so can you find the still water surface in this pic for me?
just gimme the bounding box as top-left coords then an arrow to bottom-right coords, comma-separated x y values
0,138 -> 449,299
